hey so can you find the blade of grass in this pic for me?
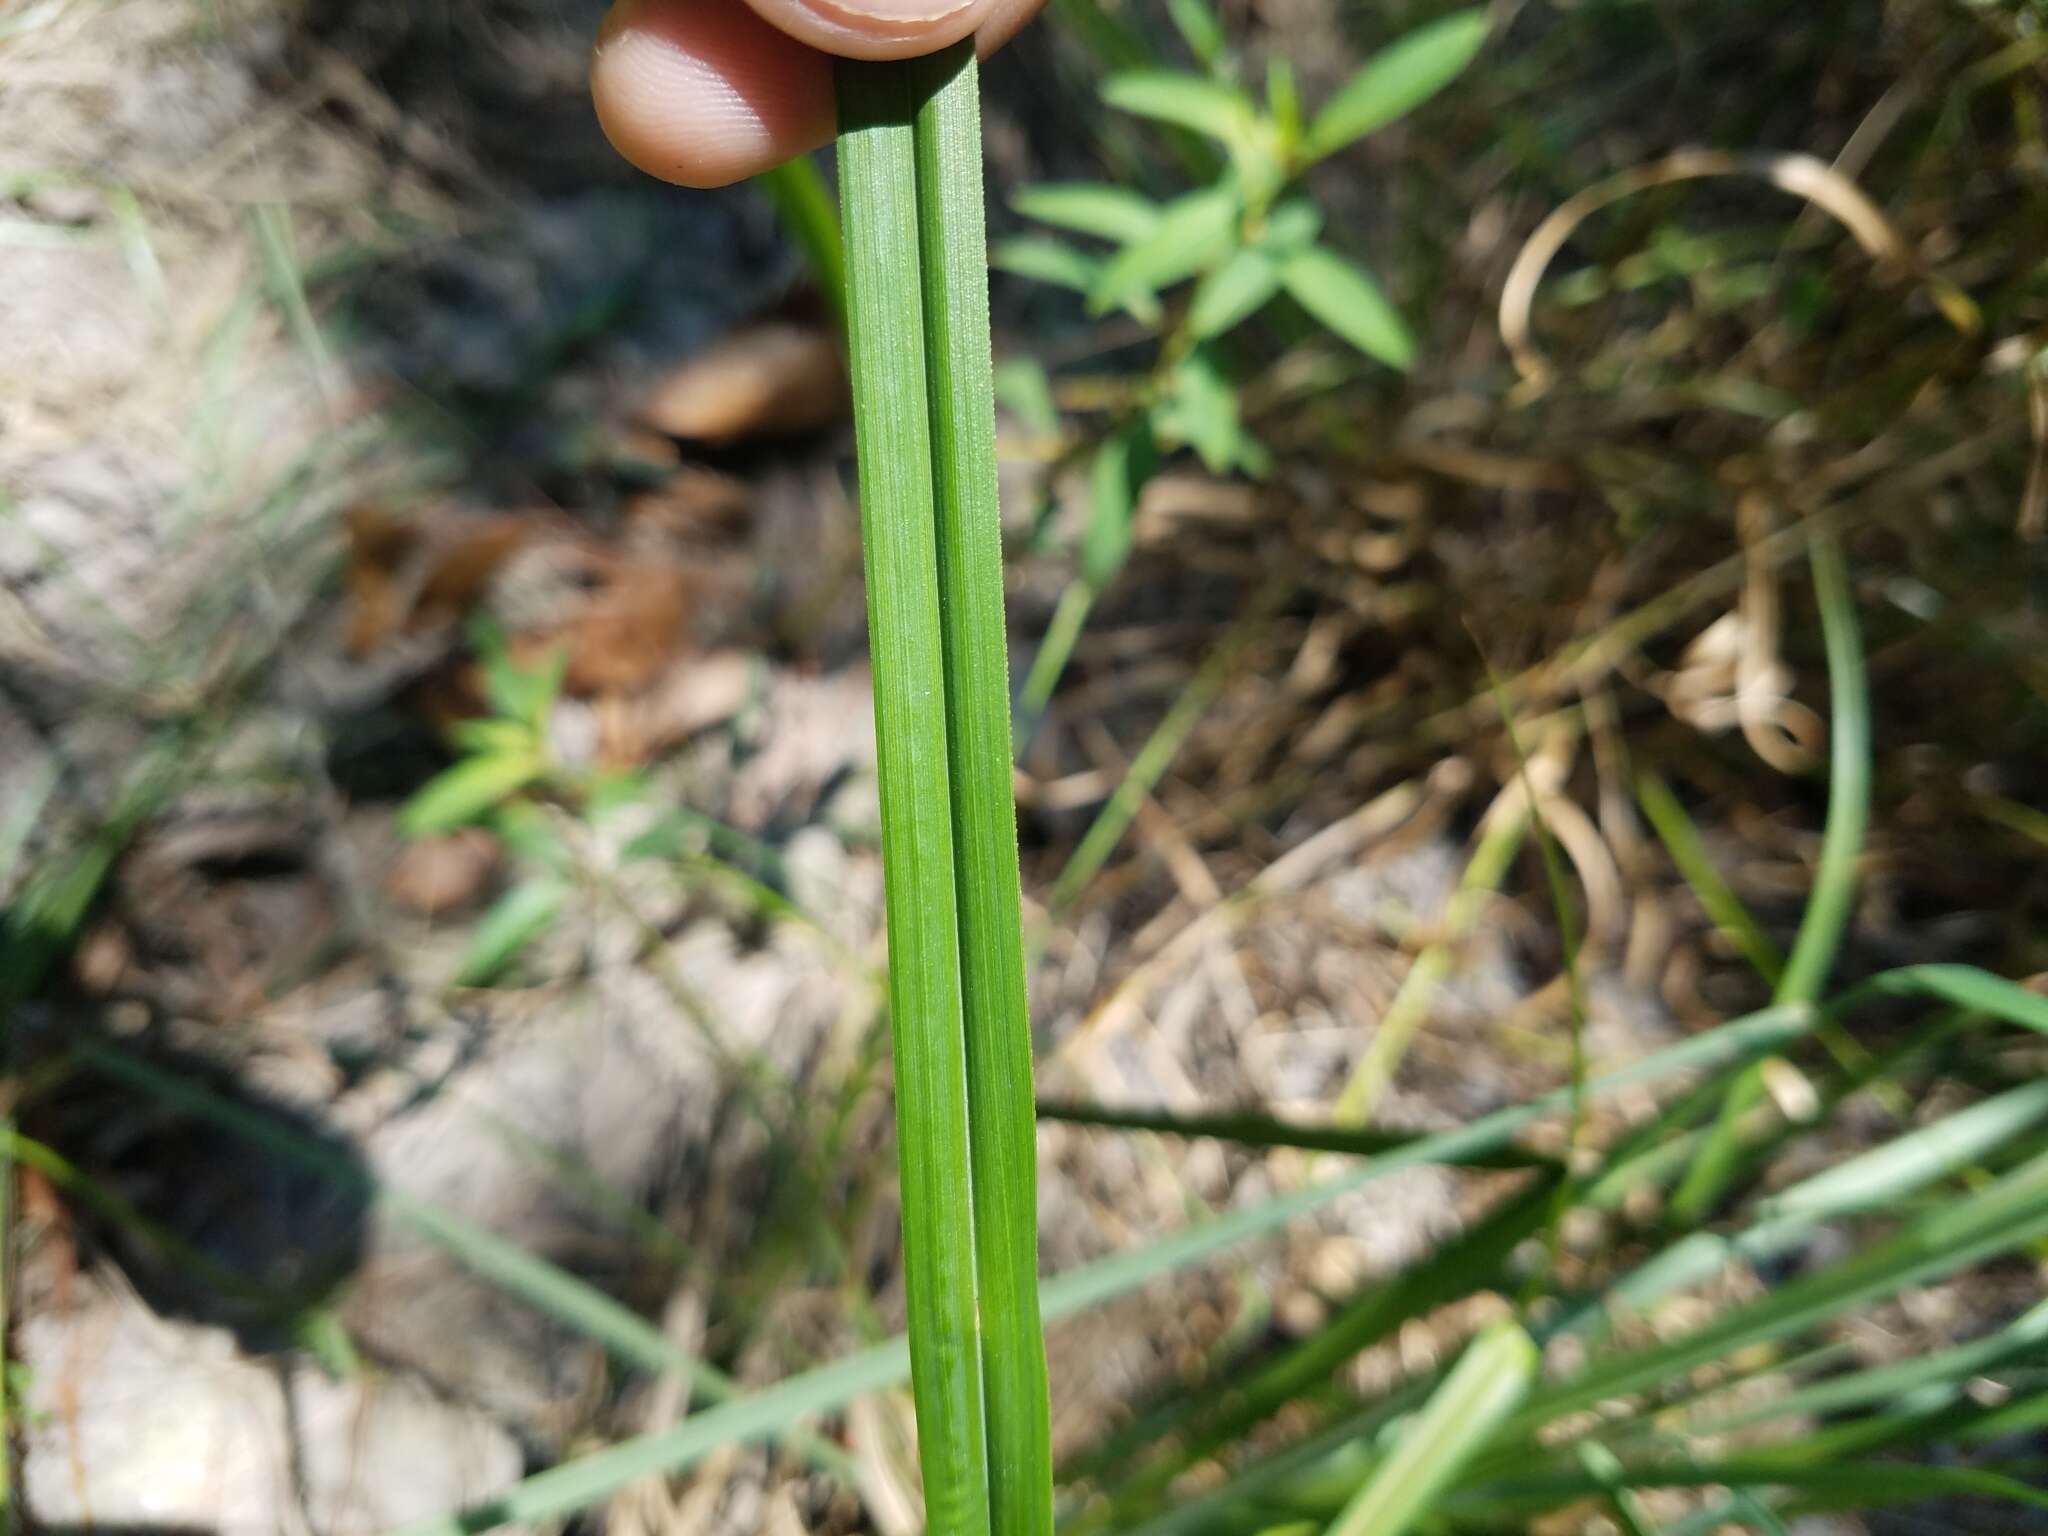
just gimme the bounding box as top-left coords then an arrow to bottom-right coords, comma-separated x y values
1775,529 -> 1869,1008
906,43 -> 1055,1536
757,156 -> 847,327
393,1000 -> 1819,1534
1098,1173 -> 1560,1522
837,54 -> 991,1536
1675,527 -> 1870,1221
68,1037 -> 855,1481
1333,798 -> 1528,1125
1634,766 -> 1782,986
1508,1147 -> 2048,1433
1322,1320 -> 1539,1536
1035,1101 -> 1556,1168
1476,647 -> 1590,1287
1048,578 -> 1283,917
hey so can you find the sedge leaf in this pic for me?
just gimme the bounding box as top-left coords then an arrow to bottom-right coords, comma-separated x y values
1303,10 -> 1489,160
1279,244 -> 1415,369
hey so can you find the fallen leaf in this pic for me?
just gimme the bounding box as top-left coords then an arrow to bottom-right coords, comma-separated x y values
385,827 -> 502,917
638,322 -> 848,443
563,559 -> 698,696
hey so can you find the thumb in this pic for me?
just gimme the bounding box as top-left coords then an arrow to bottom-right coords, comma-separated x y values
739,0 -> 994,60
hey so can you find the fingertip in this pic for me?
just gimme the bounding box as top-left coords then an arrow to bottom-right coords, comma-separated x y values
592,0 -> 834,188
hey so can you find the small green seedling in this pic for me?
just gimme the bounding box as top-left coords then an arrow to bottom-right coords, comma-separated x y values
1000,8 -> 1489,710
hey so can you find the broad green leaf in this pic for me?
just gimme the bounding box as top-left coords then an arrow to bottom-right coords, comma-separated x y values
1166,0 -> 1225,71
398,750 -> 544,838
991,234 -> 1100,292
493,801 -> 574,873
1101,70 -> 1257,145
1256,197 -> 1323,253
1187,245 -> 1281,337
1089,181 -> 1241,315
994,356 -> 1061,440
446,717 -> 534,759
1303,10 -> 1489,160
1325,1321 -> 1538,1536
1267,57 -> 1301,150
456,876 -> 565,985
1279,245 -> 1415,369
482,642 -> 567,733
1153,345 -> 1268,477
1081,420 -> 1156,588
1013,181 -> 1161,244
994,236 -> 1164,324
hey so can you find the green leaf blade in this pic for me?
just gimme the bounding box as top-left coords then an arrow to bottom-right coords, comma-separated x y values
1187,245 -> 1280,337
1101,69 -> 1256,144
1279,245 -> 1415,369
836,53 -> 991,1536
1089,181 -> 1241,315
456,877 -> 565,986
398,751 -> 544,838
1303,10 -> 1489,160
1013,181 -> 1162,244
909,46 -> 1056,1536
1326,1320 -> 1539,1536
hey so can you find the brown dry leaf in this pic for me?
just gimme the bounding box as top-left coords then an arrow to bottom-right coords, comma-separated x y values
623,467 -> 753,546
563,558 -> 698,697
596,649 -> 753,767
411,514 -> 544,632
344,503 -> 421,655
386,828 -> 502,917
638,322 -> 847,443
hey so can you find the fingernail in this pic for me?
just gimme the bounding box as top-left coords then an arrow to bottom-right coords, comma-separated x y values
799,0 -> 979,26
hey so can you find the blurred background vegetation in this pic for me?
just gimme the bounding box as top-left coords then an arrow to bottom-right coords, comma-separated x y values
3,0 -> 2047,1532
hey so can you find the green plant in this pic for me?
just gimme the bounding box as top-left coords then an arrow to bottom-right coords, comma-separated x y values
835,43 -> 1052,1536
1001,7 -> 1488,716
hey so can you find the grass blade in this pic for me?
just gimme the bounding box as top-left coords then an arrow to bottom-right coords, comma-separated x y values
1323,1320 -> 1539,1536
1635,766 -> 1783,986
906,43 -> 1055,1536
837,54 -> 991,1536
1511,1148 -> 2048,1431
392,1000 -> 1819,1533
1775,529 -> 1869,1007
1035,1101 -> 1555,1168
756,155 -> 846,326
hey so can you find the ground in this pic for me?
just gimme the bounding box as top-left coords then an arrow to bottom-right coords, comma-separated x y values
5,0 -> 2046,1532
